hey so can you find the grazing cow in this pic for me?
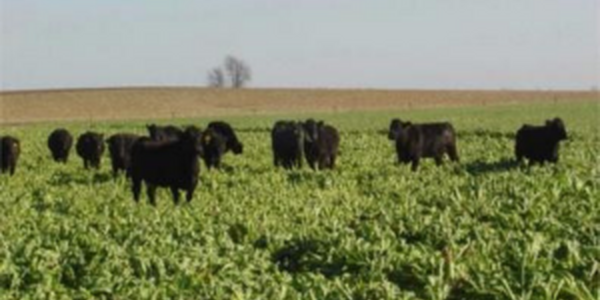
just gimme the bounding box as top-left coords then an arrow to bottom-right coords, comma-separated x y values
200,121 -> 244,170
200,128 -> 228,170
388,119 -> 459,171
302,119 -> 340,170
515,117 -> 567,164
271,121 -> 305,169
0,136 -> 20,176
106,133 -> 141,176
47,128 -> 73,163
76,132 -> 105,169
207,121 -> 244,154
147,124 -> 183,142
129,126 -> 204,205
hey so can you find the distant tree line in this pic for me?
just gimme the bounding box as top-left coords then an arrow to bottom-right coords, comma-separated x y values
207,55 -> 251,88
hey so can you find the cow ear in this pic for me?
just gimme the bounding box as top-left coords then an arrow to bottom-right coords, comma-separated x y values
404,122 -> 412,127
318,121 -> 324,127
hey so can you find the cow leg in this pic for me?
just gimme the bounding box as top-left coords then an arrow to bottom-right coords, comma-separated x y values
308,159 -> 316,171
435,156 -> 443,166
411,158 -> 420,172
10,163 -> 16,175
330,155 -> 337,169
185,190 -> 194,203
323,155 -> 332,170
317,156 -> 324,170
447,144 -> 459,162
324,155 -> 334,170
171,187 -> 180,205
83,159 -> 88,169
132,179 -> 142,203
147,185 -> 157,206
185,185 -> 196,203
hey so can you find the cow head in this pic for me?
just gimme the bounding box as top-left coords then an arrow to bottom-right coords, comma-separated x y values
231,141 -> 244,155
388,119 -> 403,140
389,119 -> 413,142
146,124 -> 158,139
183,126 -> 204,156
546,117 -> 567,141
223,128 -> 243,155
303,119 -> 320,143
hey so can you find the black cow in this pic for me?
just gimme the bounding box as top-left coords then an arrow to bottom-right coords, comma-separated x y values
271,121 -> 305,169
76,132 -> 105,169
515,117 -> 567,164
200,121 -> 244,170
47,128 -> 73,163
0,136 -> 20,176
106,133 -> 141,176
207,121 -> 244,154
302,119 -> 340,170
200,127 -> 227,170
388,119 -> 459,171
147,124 -> 183,142
129,126 -> 204,205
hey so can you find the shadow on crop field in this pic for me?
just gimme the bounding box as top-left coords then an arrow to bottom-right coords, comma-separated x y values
271,236 -> 440,297
49,170 -> 113,186
464,158 -> 520,175
385,264 -> 428,298
271,237 -> 365,278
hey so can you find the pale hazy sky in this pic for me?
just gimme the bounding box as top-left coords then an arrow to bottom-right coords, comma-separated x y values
1,0 -> 598,90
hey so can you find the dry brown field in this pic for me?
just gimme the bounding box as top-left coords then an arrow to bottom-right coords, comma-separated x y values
0,87 -> 596,125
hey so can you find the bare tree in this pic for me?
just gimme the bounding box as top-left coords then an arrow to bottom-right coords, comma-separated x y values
224,55 -> 251,88
207,67 -> 225,88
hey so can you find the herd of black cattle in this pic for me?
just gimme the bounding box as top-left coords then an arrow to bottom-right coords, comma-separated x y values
0,117 -> 568,205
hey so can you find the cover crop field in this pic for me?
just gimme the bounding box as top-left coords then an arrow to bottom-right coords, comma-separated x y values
0,101 -> 598,299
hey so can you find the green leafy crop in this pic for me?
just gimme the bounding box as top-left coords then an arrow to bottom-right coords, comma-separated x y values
0,101 -> 598,299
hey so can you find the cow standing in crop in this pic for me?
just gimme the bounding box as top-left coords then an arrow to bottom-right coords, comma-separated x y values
0,136 -> 20,176
515,117 -> 567,164
106,133 -> 141,176
76,132 -> 105,169
388,119 -> 459,171
129,126 -> 204,205
271,121 -> 305,169
47,128 -> 73,163
201,121 -> 244,169
302,119 -> 340,170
